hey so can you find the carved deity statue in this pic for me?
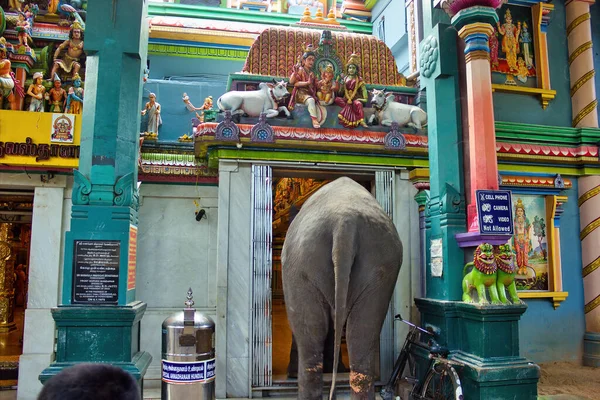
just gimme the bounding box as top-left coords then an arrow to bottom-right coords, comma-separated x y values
141,92 -> 162,137
51,21 -> 85,80
334,53 -> 368,128
46,74 -> 67,113
0,38 -> 18,111
316,64 -> 336,106
27,72 -> 45,112
48,0 -> 60,14
288,44 -> 327,129
15,12 -> 31,47
497,8 -> 521,73
66,73 -> 83,114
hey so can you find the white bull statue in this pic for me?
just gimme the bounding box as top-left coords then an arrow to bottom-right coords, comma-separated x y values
368,89 -> 427,130
217,80 -> 291,119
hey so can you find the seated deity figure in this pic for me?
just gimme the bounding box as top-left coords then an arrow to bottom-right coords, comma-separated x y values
288,44 -> 327,129
51,22 -> 85,80
316,64 -> 337,106
334,53 -> 368,128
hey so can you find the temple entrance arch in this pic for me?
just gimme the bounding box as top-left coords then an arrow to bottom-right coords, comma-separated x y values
234,163 -> 419,396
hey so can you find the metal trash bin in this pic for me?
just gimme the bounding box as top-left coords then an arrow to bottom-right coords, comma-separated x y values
161,288 -> 215,400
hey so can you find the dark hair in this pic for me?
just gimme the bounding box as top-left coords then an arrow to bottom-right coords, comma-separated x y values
302,51 -> 316,61
37,364 -> 140,400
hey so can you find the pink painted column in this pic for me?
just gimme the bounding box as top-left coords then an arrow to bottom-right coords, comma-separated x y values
566,0 -> 600,366
457,23 -> 499,232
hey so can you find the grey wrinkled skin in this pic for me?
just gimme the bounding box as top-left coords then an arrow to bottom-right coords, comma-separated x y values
282,177 -> 403,400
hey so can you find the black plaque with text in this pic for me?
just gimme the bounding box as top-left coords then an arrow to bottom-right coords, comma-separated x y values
72,240 -> 121,304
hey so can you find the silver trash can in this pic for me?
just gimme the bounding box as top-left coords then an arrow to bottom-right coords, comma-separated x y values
161,288 -> 215,400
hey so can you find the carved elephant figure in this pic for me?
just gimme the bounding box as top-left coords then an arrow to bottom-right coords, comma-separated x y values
282,177 -> 403,400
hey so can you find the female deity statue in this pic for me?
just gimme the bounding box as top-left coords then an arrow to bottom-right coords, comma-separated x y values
66,74 -> 84,114
520,22 -> 533,68
141,92 -> 162,137
334,53 -> 368,128
27,72 -> 45,112
513,198 -> 531,276
288,44 -> 326,129
51,22 -> 84,80
316,64 -> 336,106
46,75 -> 67,113
497,9 -> 521,73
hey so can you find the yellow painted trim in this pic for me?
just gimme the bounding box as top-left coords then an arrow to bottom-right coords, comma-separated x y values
532,3 -> 554,91
150,26 -> 257,47
570,70 -> 595,98
518,291 -> 568,309
498,152 -> 598,164
492,84 -> 556,109
457,23 -> 494,39
585,293 -> 600,314
580,216 -> 600,241
583,254 -> 600,278
409,168 -> 429,181
567,12 -> 590,36
578,184 -> 600,206
573,99 -> 598,127
569,41 -> 593,66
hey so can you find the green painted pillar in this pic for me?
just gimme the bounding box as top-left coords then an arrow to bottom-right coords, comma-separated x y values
39,0 -> 152,389
419,2 -> 466,302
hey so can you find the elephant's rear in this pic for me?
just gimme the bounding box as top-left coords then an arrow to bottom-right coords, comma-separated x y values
281,177 -> 403,400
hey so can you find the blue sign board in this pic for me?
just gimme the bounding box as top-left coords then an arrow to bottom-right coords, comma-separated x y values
162,358 -> 216,384
476,190 -> 513,235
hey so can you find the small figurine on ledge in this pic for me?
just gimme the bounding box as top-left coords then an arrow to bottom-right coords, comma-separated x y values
65,73 -> 83,114
51,21 -> 84,80
183,94 -> 214,123
27,72 -> 45,112
141,92 -> 161,139
46,74 -> 67,113
289,43 -> 326,129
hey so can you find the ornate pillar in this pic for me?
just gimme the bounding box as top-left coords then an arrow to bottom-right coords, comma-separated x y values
451,7 -> 500,232
0,224 -> 14,332
566,0 -> 600,367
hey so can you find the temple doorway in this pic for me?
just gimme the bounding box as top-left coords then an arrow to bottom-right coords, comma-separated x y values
249,164 -> 397,393
0,190 -> 33,388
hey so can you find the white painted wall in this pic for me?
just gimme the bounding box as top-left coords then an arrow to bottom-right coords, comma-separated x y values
11,173 -> 71,400
136,183 -> 219,386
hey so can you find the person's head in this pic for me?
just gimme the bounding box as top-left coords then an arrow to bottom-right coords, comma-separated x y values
70,22 -> 84,40
53,79 -> 61,89
73,74 -> 82,88
505,9 -> 512,24
33,72 -> 43,85
301,44 -> 316,69
37,363 -> 140,400
345,53 -> 361,76
149,93 -> 156,102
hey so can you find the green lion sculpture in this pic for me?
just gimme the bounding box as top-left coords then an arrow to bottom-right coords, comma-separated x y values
462,243 -> 501,304
494,244 -> 523,304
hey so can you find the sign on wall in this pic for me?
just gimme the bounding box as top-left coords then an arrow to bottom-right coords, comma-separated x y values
476,190 -> 514,235
72,240 -> 121,305
50,113 -> 75,143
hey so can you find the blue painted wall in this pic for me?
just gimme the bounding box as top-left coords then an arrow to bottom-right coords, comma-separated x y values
372,0 -> 410,74
592,2 -> 600,123
493,1 -> 572,127
142,55 -> 245,141
519,180 -> 585,363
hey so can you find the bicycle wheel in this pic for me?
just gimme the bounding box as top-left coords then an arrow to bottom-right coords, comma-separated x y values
418,362 -> 463,400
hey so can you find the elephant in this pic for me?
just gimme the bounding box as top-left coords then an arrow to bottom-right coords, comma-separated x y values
281,177 -> 403,400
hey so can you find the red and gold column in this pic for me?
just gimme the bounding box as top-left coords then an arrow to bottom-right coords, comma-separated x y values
567,0 -> 600,366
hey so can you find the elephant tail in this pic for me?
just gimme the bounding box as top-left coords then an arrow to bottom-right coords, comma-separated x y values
329,219 -> 356,400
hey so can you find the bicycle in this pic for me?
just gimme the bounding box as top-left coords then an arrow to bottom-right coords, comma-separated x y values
380,314 -> 464,400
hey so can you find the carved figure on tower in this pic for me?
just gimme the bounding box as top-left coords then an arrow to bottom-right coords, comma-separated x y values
334,53 -> 368,128
51,21 -> 85,80
46,74 -> 67,113
15,12 -> 31,47
27,72 -> 45,112
141,92 -> 162,138
316,64 -> 336,106
0,38 -> 22,111
513,198 -> 531,276
288,43 -> 327,129
65,73 -> 83,114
